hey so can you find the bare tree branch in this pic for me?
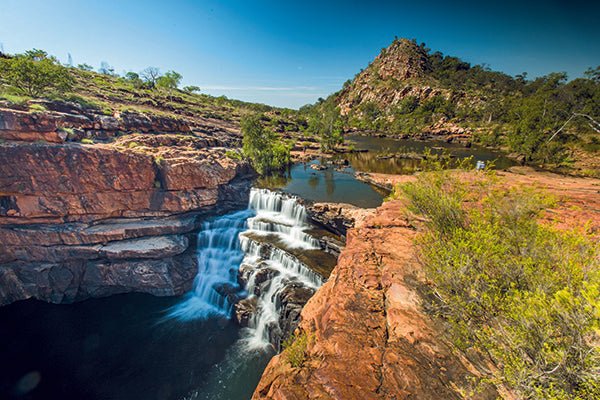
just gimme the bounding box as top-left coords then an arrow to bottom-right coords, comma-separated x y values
548,113 -> 600,142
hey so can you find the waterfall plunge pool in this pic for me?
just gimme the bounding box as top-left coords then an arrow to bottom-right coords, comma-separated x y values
0,189 -> 335,400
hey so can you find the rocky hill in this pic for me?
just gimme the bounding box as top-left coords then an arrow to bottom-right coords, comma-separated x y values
337,38 -> 443,115
325,38 -> 600,174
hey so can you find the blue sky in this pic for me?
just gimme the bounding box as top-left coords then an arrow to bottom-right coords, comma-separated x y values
1,0 -> 598,108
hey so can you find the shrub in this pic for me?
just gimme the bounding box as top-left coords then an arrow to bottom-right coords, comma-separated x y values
0,50 -> 74,97
28,103 -> 47,113
225,149 -> 243,160
241,113 -> 291,174
282,331 -> 310,368
402,171 -> 600,399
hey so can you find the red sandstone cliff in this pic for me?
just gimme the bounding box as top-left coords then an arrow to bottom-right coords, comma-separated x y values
253,200 -> 503,399
0,104 -> 253,305
254,169 -> 600,400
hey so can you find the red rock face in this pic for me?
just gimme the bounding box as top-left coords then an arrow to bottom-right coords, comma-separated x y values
0,141 -> 248,224
253,201 -> 502,400
0,105 -> 253,305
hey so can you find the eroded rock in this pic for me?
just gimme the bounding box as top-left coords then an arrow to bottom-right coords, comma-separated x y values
253,200 -> 502,400
307,202 -> 375,236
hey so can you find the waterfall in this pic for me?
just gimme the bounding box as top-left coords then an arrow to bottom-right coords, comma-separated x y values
167,188 -> 324,350
165,209 -> 252,320
246,188 -> 321,250
240,189 -> 323,349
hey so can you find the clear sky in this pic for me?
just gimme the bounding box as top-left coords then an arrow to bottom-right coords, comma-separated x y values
1,0 -> 598,108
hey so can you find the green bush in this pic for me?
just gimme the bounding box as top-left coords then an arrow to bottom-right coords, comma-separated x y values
401,172 -> 599,399
224,149 -> 241,160
241,113 -> 291,174
0,50 -> 74,97
282,331 -> 310,368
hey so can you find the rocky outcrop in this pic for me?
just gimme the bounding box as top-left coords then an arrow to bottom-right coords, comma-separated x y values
0,105 -> 253,305
0,250 -> 198,305
334,38 -> 475,138
0,137 -> 250,224
253,200 -> 502,400
0,102 -> 240,144
307,202 -> 375,237
336,39 -> 445,116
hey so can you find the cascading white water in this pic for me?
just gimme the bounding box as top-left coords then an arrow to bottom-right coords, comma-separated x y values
245,188 -> 320,250
165,209 -> 252,320
167,188 -> 324,350
240,189 -> 323,349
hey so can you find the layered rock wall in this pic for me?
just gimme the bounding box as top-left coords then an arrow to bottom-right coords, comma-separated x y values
0,104 -> 253,305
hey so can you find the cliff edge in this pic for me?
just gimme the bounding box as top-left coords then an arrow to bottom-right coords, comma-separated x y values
253,200 -> 502,399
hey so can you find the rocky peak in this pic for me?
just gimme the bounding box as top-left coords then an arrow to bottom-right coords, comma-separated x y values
337,38 -> 440,116
370,38 -> 431,81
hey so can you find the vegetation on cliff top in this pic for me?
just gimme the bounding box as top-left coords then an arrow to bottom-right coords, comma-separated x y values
0,48 -> 301,129
394,168 -> 599,399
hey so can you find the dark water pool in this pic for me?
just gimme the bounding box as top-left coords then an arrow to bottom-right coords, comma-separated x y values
0,294 -> 272,400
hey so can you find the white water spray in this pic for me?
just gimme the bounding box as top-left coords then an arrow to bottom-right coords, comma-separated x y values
167,188 -> 324,349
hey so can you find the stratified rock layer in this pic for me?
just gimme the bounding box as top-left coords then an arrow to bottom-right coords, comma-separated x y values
0,106 -> 253,305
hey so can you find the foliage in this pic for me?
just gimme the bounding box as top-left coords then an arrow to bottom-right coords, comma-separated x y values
282,331 -> 310,368
141,67 -> 161,87
398,170 -> 600,399
156,70 -> 182,91
224,149 -> 243,160
241,113 -> 291,174
399,164 -> 466,235
77,63 -> 94,71
0,49 -> 74,97
28,103 -> 47,112
303,98 -> 344,152
80,138 -> 94,144
124,71 -> 146,89
183,85 -> 201,94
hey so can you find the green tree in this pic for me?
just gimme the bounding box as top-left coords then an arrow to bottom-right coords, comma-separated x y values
241,113 -> 291,174
124,71 -> 145,89
183,85 -> 201,94
584,66 -> 600,83
307,101 -> 344,152
156,70 -> 182,91
0,50 -> 74,97
77,63 -> 94,71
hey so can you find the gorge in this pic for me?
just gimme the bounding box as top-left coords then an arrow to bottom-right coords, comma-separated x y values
0,28 -> 598,400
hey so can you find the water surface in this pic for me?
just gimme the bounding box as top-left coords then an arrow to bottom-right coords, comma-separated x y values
257,161 -> 385,208
0,293 -> 271,400
338,134 -> 515,174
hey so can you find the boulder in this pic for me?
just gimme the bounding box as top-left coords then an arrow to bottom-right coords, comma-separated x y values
235,297 -> 258,327
307,202 -> 375,236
